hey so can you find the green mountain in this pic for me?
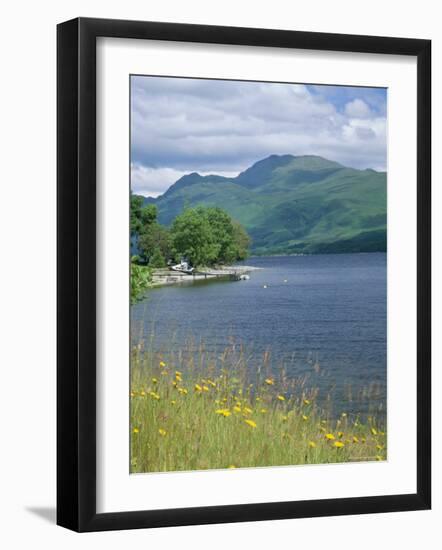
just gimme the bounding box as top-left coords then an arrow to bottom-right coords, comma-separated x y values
140,154 -> 386,255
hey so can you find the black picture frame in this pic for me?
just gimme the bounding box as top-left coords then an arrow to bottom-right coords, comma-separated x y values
57,17 -> 431,532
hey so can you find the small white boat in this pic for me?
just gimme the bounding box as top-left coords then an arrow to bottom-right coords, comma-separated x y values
169,260 -> 194,274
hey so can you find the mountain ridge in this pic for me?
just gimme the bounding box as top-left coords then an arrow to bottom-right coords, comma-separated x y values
137,154 -> 386,255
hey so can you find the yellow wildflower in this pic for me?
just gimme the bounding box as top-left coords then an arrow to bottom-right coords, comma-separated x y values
133,428 -> 139,434
352,436 -> 359,443
334,441 -> 345,448
130,391 -> 135,398
376,455 -> 383,461
325,433 -> 335,440
175,374 -> 182,382
215,409 -> 231,417
194,384 -> 202,392
158,428 -> 167,437
159,361 -> 166,368
281,415 -> 288,422
202,385 -> 209,392
175,370 -> 182,376
376,444 -> 384,450
244,419 -> 257,428
140,390 -> 146,397
152,378 -> 158,384
233,405 -> 241,413
265,378 -> 275,385
243,407 -> 253,415
149,391 -> 160,400
302,415 -> 308,421
338,431 -> 344,438
228,465 -> 236,469
371,427 -> 378,436
260,408 -> 268,414
171,400 -> 176,405
303,399 -> 311,405
308,441 -> 316,448
277,395 -> 285,401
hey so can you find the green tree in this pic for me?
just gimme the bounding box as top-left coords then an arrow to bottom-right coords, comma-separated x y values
170,206 -> 250,267
131,195 -> 171,264
232,220 -> 251,260
205,207 -> 237,264
131,194 -> 158,235
170,207 -> 218,267
138,222 -> 171,264
130,194 -> 144,236
148,247 -> 166,268
130,198 -> 166,303
130,258 -> 152,304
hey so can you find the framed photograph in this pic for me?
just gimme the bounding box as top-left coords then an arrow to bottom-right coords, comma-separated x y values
57,17 -> 431,532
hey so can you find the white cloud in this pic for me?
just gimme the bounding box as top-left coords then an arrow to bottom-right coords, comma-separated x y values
131,163 -> 239,197
131,77 -> 387,190
344,98 -> 372,119
131,165 -> 188,197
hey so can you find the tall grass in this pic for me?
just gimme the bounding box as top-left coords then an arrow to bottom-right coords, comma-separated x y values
130,341 -> 386,473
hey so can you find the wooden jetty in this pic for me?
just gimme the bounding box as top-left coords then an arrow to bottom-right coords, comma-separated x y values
151,266 -> 261,287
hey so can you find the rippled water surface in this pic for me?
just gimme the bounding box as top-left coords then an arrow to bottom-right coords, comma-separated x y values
132,253 -> 386,417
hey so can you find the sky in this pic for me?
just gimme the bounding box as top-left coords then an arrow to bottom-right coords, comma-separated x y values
131,76 -> 387,197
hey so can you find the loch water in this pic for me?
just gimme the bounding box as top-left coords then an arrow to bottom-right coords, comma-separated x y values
131,253 -> 387,418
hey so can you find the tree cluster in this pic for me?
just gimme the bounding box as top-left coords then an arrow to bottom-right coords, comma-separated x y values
170,206 -> 250,267
131,195 -> 250,268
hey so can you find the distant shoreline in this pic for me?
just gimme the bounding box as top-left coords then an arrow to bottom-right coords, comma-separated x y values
248,250 -> 386,258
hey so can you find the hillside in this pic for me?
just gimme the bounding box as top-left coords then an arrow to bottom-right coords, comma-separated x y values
139,154 -> 386,255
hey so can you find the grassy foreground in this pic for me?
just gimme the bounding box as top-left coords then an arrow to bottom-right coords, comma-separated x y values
130,346 -> 386,473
